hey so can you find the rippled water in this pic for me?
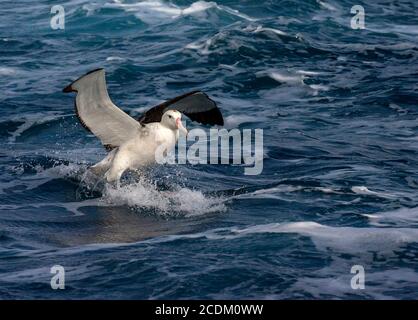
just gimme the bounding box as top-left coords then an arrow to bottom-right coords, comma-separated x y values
1,0 -> 418,299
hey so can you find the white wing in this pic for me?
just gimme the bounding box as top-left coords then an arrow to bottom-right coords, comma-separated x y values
63,68 -> 141,149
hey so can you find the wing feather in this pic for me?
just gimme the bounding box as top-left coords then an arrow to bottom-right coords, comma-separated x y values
139,91 -> 224,126
63,69 -> 141,149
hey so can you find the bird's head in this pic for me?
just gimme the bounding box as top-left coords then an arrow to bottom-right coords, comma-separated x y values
162,110 -> 188,135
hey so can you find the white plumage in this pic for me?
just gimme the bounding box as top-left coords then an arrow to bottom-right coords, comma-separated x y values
91,110 -> 185,182
63,69 -> 222,183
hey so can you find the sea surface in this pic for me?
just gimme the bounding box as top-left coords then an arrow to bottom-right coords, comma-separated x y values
1,0 -> 418,299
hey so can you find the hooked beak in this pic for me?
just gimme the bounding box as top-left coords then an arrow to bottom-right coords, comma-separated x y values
176,118 -> 188,136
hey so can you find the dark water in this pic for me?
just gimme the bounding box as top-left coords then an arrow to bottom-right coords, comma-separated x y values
1,0 -> 418,299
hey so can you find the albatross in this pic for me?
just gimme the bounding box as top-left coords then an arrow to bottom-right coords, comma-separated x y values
63,68 -> 223,182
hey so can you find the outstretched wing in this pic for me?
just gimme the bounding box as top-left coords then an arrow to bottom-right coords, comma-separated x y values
138,91 -> 224,126
63,69 -> 142,150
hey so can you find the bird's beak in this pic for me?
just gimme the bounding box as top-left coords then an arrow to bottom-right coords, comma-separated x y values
176,118 -> 188,136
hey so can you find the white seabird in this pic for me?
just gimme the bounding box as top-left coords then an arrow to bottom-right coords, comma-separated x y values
63,68 -> 223,182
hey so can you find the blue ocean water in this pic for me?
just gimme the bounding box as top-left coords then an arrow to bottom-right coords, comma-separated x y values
1,0 -> 418,299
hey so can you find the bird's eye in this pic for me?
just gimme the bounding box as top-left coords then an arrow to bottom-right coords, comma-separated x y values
168,115 -> 172,118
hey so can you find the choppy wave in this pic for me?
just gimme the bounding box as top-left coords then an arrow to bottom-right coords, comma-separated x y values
0,160 -> 226,217
83,220 -> 417,255
105,0 -> 256,24
1,0 -> 418,299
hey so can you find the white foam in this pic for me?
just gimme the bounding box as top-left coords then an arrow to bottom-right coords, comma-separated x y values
267,71 -> 303,85
308,84 -> 330,95
107,0 -> 255,24
252,25 -> 287,36
233,185 -> 303,201
258,69 -> 331,97
184,34 -> 214,55
223,115 -> 259,128
103,179 -> 226,217
317,0 -> 337,11
218,62 -> 240,71
100,220 -> 418,256
308,84 -> 329,91
351,186 -> 395,199
295,70 -> 321,76
232,221 -> 418,255
186,23 -> 271,56
217,3 -> 256,21
184,30 -> 226,55
106,56 -> 126,62
259,69 -> 331,97
0,67 -> 17,76
364,207 -> 418,227
182,1 -> 217,15
314,187 -> 340,194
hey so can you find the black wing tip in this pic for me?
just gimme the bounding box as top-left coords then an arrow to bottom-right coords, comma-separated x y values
216,115 -> 224,126
138,90 -> 224,126
63,68 -> 105,93
63,84 -> 74,93
178,91 -> 224,126
204,93 -> 224,126
204,107 -> 224,126
193,91 -> 224,126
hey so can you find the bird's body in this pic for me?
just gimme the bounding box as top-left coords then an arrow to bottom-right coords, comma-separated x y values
91,113 -> 181,182
63,68 -> 223,183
